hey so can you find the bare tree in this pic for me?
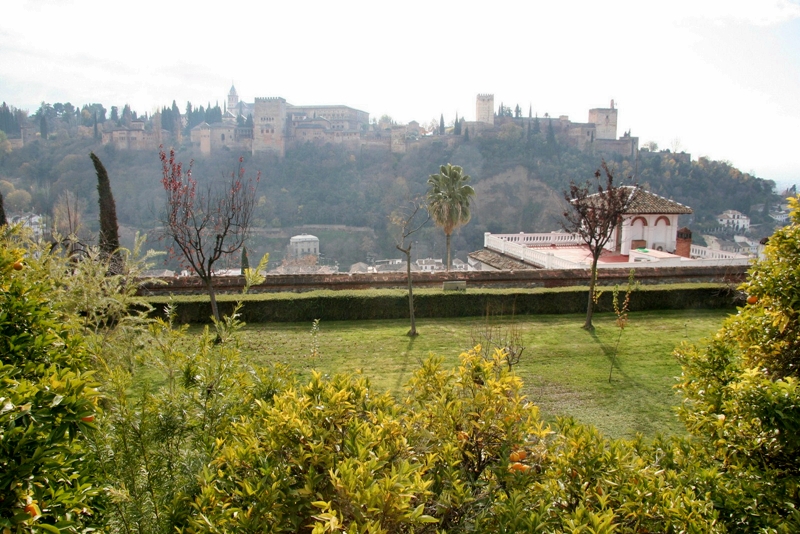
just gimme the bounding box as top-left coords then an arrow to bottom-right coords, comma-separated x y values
470,311 -> 525,371
390,199 -> 429,337
563,161 -> 634,330
52,190 -> 88,252
159,147 -> 259,323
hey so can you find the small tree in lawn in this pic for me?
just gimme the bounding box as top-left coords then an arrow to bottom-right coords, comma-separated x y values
563,160 -> 634,330
160,147 -> 259,323
609,269 -> 637,382
390,199 -> 429,337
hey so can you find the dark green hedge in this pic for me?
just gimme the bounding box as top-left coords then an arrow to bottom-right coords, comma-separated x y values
144,285 -> 742,324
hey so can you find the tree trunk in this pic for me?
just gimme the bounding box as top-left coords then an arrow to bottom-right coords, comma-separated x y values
406,249 -> 417,337
583,257 -> 599,330
205,278 -> 220,323
446,232 -> 452,271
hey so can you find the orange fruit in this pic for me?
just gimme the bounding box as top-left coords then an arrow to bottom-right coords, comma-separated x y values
12,261 -> 23,271
508,462 -> 530,473
81,415 -> 95,423
747,295 -> 758,305
509,450 -> 528,462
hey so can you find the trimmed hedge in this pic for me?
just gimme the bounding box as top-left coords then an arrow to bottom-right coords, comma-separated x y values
144,284 -> 742,324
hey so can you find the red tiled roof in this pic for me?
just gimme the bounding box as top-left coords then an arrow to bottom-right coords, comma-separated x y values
622,187 -> 693,215
579,186 -> 693,215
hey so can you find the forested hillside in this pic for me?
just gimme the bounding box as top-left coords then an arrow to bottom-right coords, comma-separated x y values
0,123 -> 778,269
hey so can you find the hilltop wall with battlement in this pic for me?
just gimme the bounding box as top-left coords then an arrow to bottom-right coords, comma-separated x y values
105,89 -> 642,161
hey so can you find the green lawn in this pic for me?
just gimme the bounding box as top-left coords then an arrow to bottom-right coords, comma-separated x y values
222,308 -> 732,440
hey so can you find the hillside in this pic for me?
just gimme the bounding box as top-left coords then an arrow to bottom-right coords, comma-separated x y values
0,128 -> 779,269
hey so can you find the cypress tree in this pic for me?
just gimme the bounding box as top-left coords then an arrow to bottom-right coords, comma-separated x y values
241,246 -> 250,271
0,192 -> 6,226
439,114 -> 445,135
464,126 -> 469,142
90,152 -> 121,270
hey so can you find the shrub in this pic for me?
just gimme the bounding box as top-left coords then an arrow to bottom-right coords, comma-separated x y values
0,228 -> 101,532
675,197 -> 800,531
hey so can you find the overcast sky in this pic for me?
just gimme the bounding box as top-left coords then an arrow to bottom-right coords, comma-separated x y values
1,0 -> 798,187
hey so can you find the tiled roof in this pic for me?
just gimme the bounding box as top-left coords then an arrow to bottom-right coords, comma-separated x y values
623,187 -> 693,215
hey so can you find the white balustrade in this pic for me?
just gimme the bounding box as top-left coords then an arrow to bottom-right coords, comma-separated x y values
484,233 -> 751,270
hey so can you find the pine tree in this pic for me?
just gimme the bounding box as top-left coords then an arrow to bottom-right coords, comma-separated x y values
91,152 -> 122,271
546,118 -> 556,150
39,114 -> 48,140
546,118 -> 560,161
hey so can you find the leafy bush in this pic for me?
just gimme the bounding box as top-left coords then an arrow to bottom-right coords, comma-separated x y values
676,197 -> 800,531
0,228 -> 101,532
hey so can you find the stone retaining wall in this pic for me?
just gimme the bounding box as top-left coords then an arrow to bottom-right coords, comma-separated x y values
137,264 -> 748,296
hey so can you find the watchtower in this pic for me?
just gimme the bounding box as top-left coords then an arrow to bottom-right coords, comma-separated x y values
588,99 -> 618,140
476,94 -> 494,125
227,85 -> 239,115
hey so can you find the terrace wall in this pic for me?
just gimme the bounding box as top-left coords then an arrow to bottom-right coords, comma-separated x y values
137,264 -> 747,297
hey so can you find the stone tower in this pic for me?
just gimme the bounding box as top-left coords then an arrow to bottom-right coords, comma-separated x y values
252,97 -> 287,156
476,94 -> 494,125
227,85 -> 239,115
588,99 -> 618,140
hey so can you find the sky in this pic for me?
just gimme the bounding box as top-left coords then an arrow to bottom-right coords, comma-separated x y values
1,0 -> 799,188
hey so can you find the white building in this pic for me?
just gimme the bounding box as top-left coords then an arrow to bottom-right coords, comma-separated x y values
9,213 -> 45,241
288,234 -> 319,259
717,210 -> 750,231
473,188 -> 750,270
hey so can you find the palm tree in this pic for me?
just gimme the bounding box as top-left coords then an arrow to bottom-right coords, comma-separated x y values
426,163 -> 475,271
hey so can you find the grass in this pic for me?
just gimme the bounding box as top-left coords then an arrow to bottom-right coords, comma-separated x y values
220,308 -> 731,440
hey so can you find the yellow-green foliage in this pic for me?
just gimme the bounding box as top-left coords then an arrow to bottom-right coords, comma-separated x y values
6,203 -> 800,532
0,228 -> 101,532
675,197 -> 800,531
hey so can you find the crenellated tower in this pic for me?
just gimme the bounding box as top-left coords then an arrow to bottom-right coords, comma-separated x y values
588,99 -> 618,140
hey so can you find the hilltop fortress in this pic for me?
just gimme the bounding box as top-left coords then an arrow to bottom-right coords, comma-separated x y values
102,87 -> 638,159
